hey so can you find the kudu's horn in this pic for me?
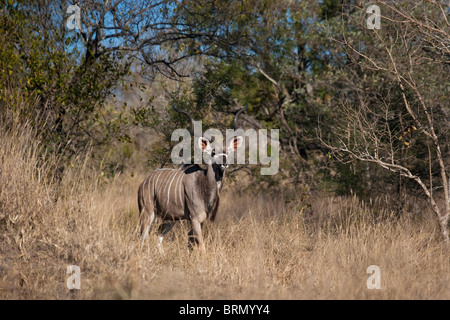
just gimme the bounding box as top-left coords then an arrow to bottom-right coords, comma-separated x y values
234,103 -> 248,130
173,105 -> 195,135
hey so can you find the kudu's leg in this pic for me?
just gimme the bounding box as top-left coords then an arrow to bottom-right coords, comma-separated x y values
139,210 -> 155,249
188,219 -> 206,253
157,221 -> 175,254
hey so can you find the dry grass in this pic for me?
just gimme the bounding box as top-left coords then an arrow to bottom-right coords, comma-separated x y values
0,118 -> 448,300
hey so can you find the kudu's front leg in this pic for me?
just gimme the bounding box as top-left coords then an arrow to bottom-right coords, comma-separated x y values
188,218 -> 206,253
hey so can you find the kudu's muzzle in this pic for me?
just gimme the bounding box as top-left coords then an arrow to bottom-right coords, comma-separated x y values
213,153 -> 229,170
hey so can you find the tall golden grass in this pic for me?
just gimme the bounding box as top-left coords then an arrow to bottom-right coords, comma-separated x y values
0,106 -> 448,300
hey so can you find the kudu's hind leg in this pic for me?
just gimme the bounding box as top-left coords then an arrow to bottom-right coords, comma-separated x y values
157,221 -> 175,254
141,212 -> 155,248
138,204 -> 155,249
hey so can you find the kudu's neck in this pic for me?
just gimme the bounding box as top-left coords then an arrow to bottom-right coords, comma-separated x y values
202,163 -> 225,192
193,164 -> 223,216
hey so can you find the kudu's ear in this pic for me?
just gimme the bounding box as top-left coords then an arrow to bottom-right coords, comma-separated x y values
227,136 -> 243,153
198,137 -> 213,153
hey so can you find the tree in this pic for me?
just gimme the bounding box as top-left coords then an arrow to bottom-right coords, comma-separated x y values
1,0 -> 132,172
1,0 -> 248,174
321,1 -> 449,242
151,0 -> 347,196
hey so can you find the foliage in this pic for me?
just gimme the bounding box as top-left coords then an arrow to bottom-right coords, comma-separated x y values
0,0 -> 133,175
1,1 -> 449,240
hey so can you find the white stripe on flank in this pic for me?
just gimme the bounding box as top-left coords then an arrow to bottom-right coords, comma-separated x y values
177,170 -> 184,206
175,170 -> 184,206
153,170 -> 163,195
173,171 -> 180,206
147,173 -> 153,207
166,172 -> 178,207
157,170 -> 168,197
160,170 -> 170,195
173,170 -> 182,206
142,178 -> 147,207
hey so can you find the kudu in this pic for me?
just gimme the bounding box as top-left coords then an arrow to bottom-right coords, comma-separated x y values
137,105 -> 246,252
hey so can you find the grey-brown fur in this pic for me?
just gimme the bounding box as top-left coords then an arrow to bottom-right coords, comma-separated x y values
137,164 -> 224,250
137,104 -> 246,252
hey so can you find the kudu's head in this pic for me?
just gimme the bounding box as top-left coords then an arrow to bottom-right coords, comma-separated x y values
173,104 -> 246,171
